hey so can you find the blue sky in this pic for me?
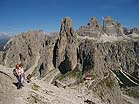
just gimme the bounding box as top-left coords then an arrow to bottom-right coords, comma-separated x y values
0,0 -> 139,33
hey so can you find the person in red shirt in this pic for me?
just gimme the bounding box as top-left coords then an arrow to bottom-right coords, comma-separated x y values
85,72 -> 91,80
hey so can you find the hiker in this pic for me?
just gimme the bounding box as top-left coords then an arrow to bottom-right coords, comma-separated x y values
19,64 -> 25,83
16,64 -> 25,89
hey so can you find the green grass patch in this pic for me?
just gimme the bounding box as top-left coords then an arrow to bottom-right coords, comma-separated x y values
104,77 -> 114,89
95,73 -> 115,89
31,83 -> 40,91
58,68 -> 82,80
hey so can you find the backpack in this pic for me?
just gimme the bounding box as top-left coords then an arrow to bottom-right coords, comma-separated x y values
13,68 -> 18,78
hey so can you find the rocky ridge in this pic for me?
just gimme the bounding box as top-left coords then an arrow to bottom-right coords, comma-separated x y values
103,16 -> 124,36
77,17 -> 104,38
124,28 -> 139,35
2,30 -> 45,69
0,16 -> 139,104
77,16 -> 124,38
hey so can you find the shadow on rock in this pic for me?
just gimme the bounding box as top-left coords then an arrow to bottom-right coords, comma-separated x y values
58,60 -> 69,74
13,82 -> 18,87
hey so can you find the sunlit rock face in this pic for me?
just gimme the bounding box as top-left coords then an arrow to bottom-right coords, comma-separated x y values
2,30 -> 45,69
103,16 -> 124,36
77,17 -> 104,38
55,17 -> 77,74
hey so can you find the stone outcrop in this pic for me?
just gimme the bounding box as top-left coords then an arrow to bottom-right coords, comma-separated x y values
103,16 -> 124,36
36,35 -> 58,77
78,39 -> 95,73
78,37 -> 139,79
77,17 -> 104,38
55,17 -> 77,74
77,16 -> 125,38
97,40 -> 139,78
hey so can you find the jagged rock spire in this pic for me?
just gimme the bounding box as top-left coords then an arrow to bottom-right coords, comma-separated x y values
55,17 -> 77,73
117,22 -> 124,35
103,16 -> 124,36
60,17 -> 73,33
88,17 -> 100,27
77,17 -> 104,38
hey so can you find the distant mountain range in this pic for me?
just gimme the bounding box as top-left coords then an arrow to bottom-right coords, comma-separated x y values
0,32 -> 13,38
0,32 -> 13,51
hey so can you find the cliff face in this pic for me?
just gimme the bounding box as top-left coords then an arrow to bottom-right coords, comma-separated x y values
77,16 -> 124,38
78,38 -> 139,78
103,16 -> 124,36
37,35 -> 58,77
77,17 -> 104,38
2,30 -> 45,69
55,17 -> 77,74
96,40 -> 139,78
78,39 -> 124,104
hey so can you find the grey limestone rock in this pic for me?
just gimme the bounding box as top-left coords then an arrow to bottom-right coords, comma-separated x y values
3,30 -> 45,69
103,16 -> 124,36
77,17 -> 104,38
55,17 -> 77,74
